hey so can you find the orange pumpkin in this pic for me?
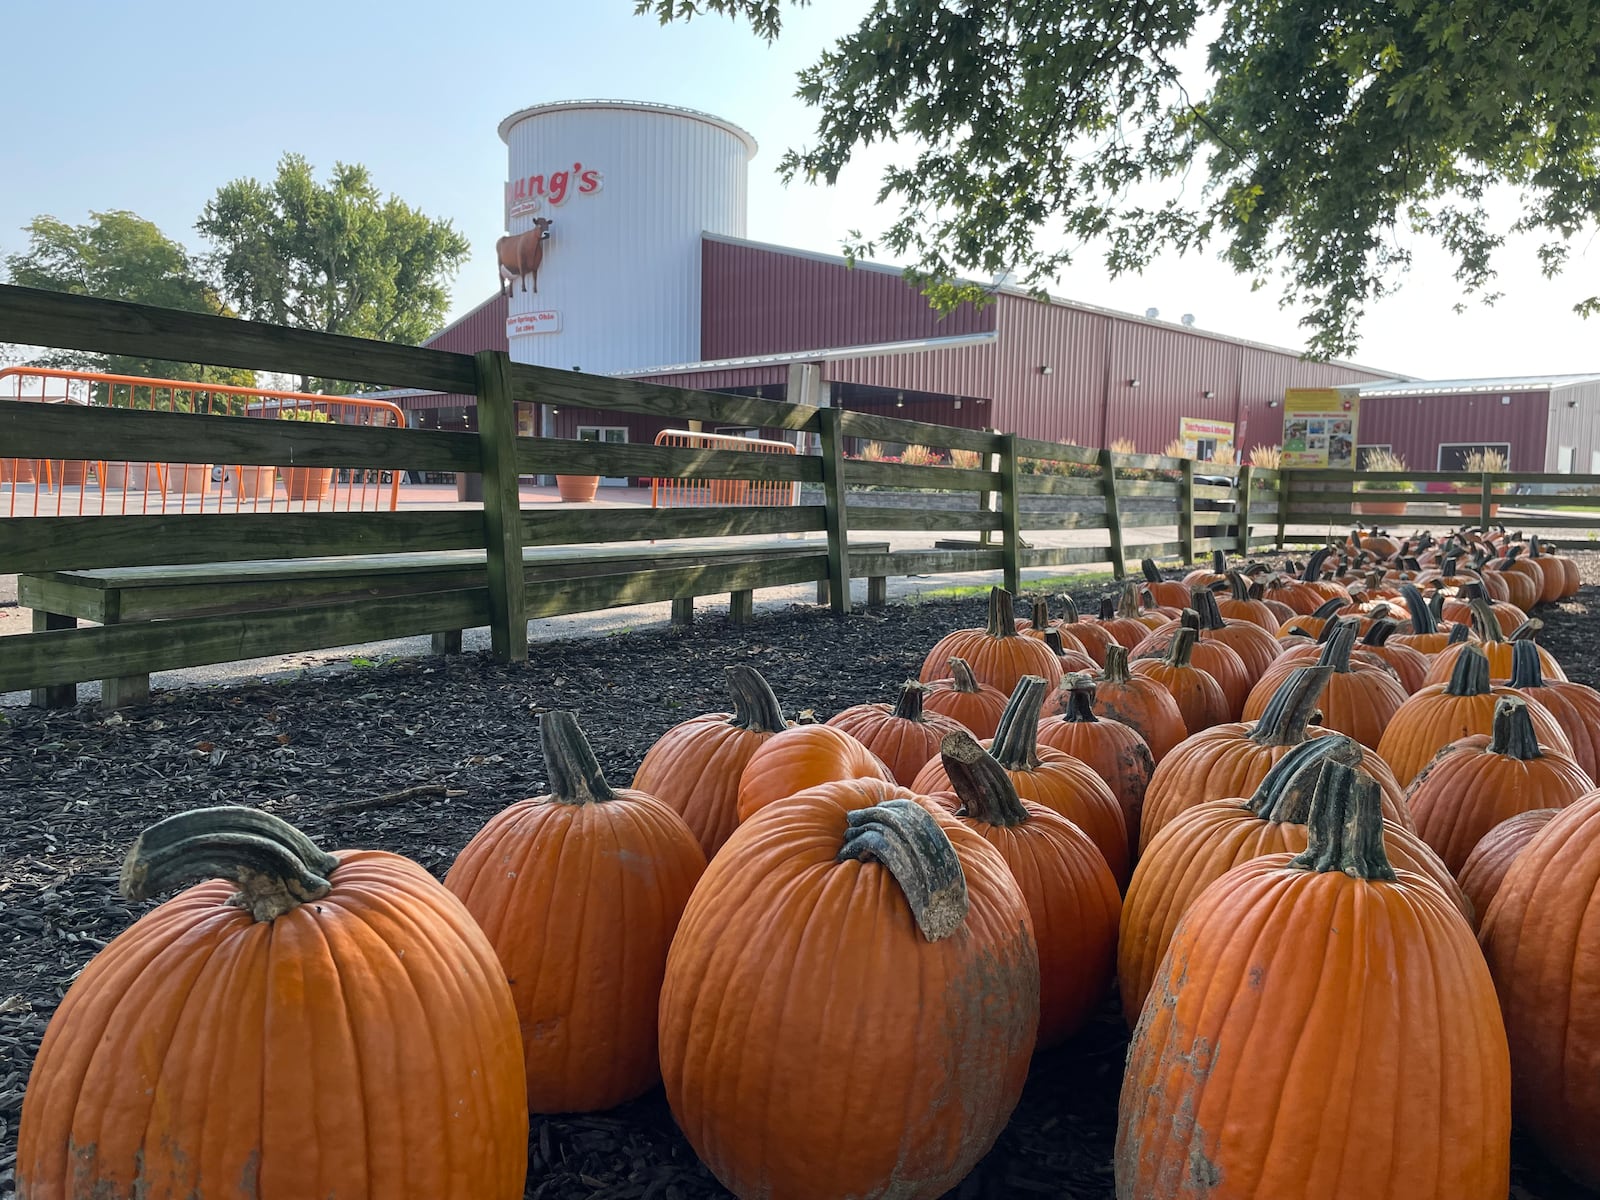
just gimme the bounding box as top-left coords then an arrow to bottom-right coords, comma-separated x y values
1133,607 -> 1252,719
1523,536 -> 1567,604
922,656 -> 1008,739
1507,639 -> 1600,781
1036,673 -> 1154,857
1095,586 -> 1154,648
1390,581 -> 1459,655
1139,556 -> 1192,608
1056,593 -> 1118,666
1421,597 -> 1565,686
1130,626 -> 1229,736
1491,545 -> 1544,612
1358,618 -> 1430,694
1481,793 -> 1600,1189
1090,643 -> 1188,762
826,680 -> 971,786
1117,759 -> 1511,1199
1242,619 -> 1407,749
659,789 -> 1038,1200
1456,808 -> 1559,932
1042,627 -> 1099,674
737,723 -> 894,821
1216,569 -> 1281,632
919,586 -> 1063,695
632,664 -> 792,858
941,730 -> 1120,1047
19,807 -> 528,1199
1182,548 -> 1232,590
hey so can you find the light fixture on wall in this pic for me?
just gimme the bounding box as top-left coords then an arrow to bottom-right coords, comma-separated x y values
1267,399 -> 1280,409
953,398 -> 963,409
1129,379 -> 1142,388
549,406 -> 560,416
895,391 -> 905,408
1500,395 -> 1512,405
754,386 -> 763,398
1203,390 -> 1216,399
1039,365 -> 1054,375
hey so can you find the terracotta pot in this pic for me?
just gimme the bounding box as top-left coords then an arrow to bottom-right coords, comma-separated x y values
1354,498 -> 1408,517
0,458 -> 38,484
41,460 -> 91,488
159,463 -> 213,496
283,466 -> 335,502
1456,501 -> 1501,520
556,473 -> 600,502
226,465 -> 279,500
99,462 -> 153,490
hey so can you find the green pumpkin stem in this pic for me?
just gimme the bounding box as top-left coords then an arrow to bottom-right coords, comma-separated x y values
941,731 -> 1030,828
1300,546 -> 1333,582
727,665 -> 788,733
1445,620 -> 1472,646
1211,549 -> 1228,575
1445,645 -> 1493,697
1101,643 -> 1133,685
1317,620 -> 1358,673
1141,557 -> 1164,584
1361,619 -> 1398,647
119,806 -> 338,922
1488,696 -> 1542,761
1290,759 -> 1397,881
1191,588 -> 1226,630
541,710 -> 617,805
1509,618 -> 1544,643
891,680 -> 928,722
984,586 -> 1021,639
990,675 -> 1048,770
1469,597 -> 1507,644
1058,593 -> 1081,624
1309,596 -> 1345,622
1400,583 -> 1436,633
1508,639 -> 1545,690
837,799 -> 970,941
1165,626 -> 1199,669
1249,733 -> 1363,823
1227,570 -> 1253,602
1249,665 -> 1334,747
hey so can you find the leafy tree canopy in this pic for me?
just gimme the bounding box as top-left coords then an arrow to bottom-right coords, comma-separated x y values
639,0 -> 1600,359
4,210 -> 251,386
198,154 -> 470,389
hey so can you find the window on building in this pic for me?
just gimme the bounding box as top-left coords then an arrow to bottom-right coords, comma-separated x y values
1437,443 -> 1511,470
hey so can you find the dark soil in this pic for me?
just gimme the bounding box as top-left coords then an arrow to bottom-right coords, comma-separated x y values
4,559 -> 1599,1199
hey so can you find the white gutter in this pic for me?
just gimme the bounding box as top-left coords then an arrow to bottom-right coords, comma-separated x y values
612,330 -> 1001,378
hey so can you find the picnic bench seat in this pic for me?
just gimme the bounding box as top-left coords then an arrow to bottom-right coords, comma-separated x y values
16,538 -> 893,709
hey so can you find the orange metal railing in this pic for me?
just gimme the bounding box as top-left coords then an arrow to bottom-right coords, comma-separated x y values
651,429 -> 799,508
1,367 -> 407,517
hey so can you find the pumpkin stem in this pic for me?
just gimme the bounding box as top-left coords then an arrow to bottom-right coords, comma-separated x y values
984,586 -> 1021,639
1248,664 -> 1333,746
1508,639 -> 1545,689
1300,547 -> 1333,582
1027,596 -> 1052,633
1317,620 -> 1358,673
1141,557 -> 1164,584
1165,626 -> 1198,669
541,710 -> 617,805
1227,569 -> 1252,601
1249,733 -> 1363,823
1508,618 -> 1544,643
119,806 -> 338,922
890,680 -> 928,722
1190,588 -> 1226,630
1361,618 -> 1398,647
1444,645 -> 1493,697
1058,673 -> 1100,723
1098,595 -> 1117,621
1445,620 -> 1472,646
1309,596 -> 1345,621
940,731 -> 1030,828
1116,583 -> 1143,619
726,665 -> 788,733
1211,549 -> 1227,574
1290,759 -> 1397,881
837,799 -> 970,942
1101,643 -> 1133,684
1488,696 -> 1543,760
1058,593 -> 1081,624
1400,583 -> 1436,633
945,657 -> 984,694
1469,597 -> 1507,644
990,675 -> 1048,770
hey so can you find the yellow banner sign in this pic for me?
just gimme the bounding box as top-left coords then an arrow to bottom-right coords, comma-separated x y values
1177,417 -> 1235,459
1281,389 -> 1358,469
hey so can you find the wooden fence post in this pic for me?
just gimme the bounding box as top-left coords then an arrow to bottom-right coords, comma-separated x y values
1276,469 -> 1289,550
999,433 -> 1022,594
1179,457 -> 1196,564
817,406 -> 852,615
1236,464 -> 1253,557
475,350 -> 528,662
1099,447 -> 1126,580
1479,471 -> 1494,526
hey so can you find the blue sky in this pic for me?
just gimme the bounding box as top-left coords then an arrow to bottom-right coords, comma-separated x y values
3,0 -> 1595,380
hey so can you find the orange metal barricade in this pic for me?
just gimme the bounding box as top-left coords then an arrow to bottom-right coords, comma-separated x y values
1,367 -> 406,518
651,429 -> 799,508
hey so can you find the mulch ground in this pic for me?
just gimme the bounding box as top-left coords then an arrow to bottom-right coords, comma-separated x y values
4,556 -> 1600,1199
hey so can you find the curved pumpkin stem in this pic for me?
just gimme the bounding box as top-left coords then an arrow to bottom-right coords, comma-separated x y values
1190,588 -> 1227,630
1165,626 -> 1199,669
1116,583 -> 1143,619
1057,674 -> 1100,723
1361,618 -> 1398,647
1488,696 -> 1542,761
1309,596 -> 1345,622
120,806 -> 338,922
1249,733 -> 1363,823
1141,557 -> 1164,584
542,710 -> 617,806
1227,570 -> 1253,602
837,799 -> 969,941
727,665 -> 788,733
1444,645 -> 1493,697
941,730 -> 1029,828
1400,583 -> 1437,633
1300,546 -> 1333,582
990,675 -> 1049,770
1509,618 -> 1544,643
1317,620 -> 1358,673
984,586 -> 1022,639
1026,596 -> 1052,633
1249,664 -> 1333,747
1469,597 -> 1507,644
1508,639 -> 1545,690
1058,593 -> 1081,624
1290,759 -> 1397,881
1102,643 -> 1133,684
890,680 -> 928,722
945,657 -> 984,694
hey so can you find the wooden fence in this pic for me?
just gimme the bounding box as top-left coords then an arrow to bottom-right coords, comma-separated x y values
1,283 -> 1596,699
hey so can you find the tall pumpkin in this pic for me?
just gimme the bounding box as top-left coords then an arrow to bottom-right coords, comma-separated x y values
19,807 -> 528,1200
632,664 -> 791,858
1036,673 -> 1154,855
660,792 -> 1038,1200
446,711 -> 706,1112
918,586 -> 1064,695
825,680 -> 971,786
1090,643 -> 1188,762
941,731 -> 1121,1047
1116,760 -> 1510,1199
1481,792 -> 1600,1190
1241,619 -> 1408,749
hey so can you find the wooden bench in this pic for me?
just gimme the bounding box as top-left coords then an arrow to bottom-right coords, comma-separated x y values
16,538 -> 892,708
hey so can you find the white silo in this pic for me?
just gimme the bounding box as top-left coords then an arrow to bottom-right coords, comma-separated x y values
497,99 -> 757,375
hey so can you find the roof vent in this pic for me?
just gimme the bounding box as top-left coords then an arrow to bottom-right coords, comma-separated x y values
1181,313 -> 1196,327
1144,307 -> 1160,320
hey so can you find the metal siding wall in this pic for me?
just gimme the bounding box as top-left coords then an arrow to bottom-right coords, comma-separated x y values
991,296 -> 1109,447
700,239 -> 997,362
424,294 -> 508,354
827,344 -> 998,399
1540,381 -> 1600,473
1101,320 -> 1244,451
1358,391 -> 1547,471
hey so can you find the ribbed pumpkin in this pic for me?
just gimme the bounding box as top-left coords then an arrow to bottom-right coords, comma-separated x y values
1507,639 -> 1600,781
1119,737 -> 1468,1024
1260,547 -> 1348,613
1389,581 -> 1458,655
1242,619 -> 1407,749
632,665 -> 791,858
913,676 -> 1130,886
737,723 -> 895,821
1019,595 -> 1091,661
1091,643 -> 1188,762
1523,536 -> 1567,604
1481,793 -> 1600,1190
1456,808 -> 1559,932
1182,548 -> 1232,590
1441,581 -> 1526,636
1116,759 -> 1510,1200
1041,627 -> 1099,674
1405,695 -> 1592,874
1377,646 -> 1573,787
1274,595 -> 1349,641
825,681 -> 970,787
921,656 -> 1008,739
941,731 -> 1121,1047
1141,664 -> 1413,848
1420,597 -> 1565,686
19,807 -> 528,1200
659,790 -> 1038,1200
1190,587 -> 1281,682
1129,626 -> 1229,736
918,586 -> 1063,695
1139,557 -> 1191,608
1491,545 -> 1544,613
1358,617 -> 1430,694
1132,607 -> 1252,719
1216,569 -> 1281,632
1095,587 -> 1155,648
446,711 -> 706,1112
1056,593 -> 1118,666
1036,674 -> 1154,857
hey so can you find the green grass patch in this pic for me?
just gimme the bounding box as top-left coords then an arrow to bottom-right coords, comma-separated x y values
913,568 -> 1125,601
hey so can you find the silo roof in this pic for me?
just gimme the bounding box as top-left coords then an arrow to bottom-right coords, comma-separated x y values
498,99 -> 758,156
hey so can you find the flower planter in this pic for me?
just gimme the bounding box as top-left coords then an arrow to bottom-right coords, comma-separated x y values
556,474 -> 600,502
283,467 -> 334,503
159,463 -> 213,496
226,465 -> 280,501
100,462 -> 155,490
1354,499 -> 1409,517
1456,501 -> 1500,520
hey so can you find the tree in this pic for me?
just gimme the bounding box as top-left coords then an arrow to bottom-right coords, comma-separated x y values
198,154 -> 470,390
639,0 -> 1600,359
4,210 -> 252,389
